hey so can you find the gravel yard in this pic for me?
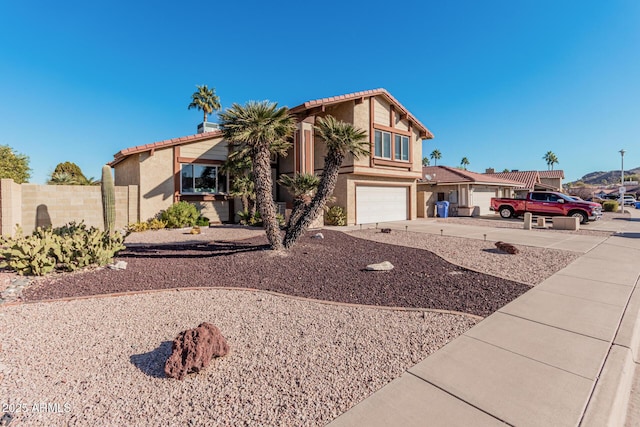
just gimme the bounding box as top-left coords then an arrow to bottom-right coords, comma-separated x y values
0,290 -> 476,426
2,225 -> 586,426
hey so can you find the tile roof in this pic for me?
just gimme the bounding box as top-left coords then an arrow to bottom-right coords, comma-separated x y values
419,166 -> 523,186
290,88 -> 434,139
538,170 -> 565,179
109,130 -> 223,167
484,171 -> 541,189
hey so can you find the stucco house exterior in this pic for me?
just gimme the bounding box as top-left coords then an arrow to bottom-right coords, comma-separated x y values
110,88 -> 433,225
484,169 -> 565,197
418,166 -> 522,217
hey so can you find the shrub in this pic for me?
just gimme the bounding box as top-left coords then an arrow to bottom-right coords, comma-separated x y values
325,206 -> 347,226
148,218 -> 167,230
196,216 -> 210,227
603,200 -> 619,212
160,201 -> 199,228
0,221 -> 125,276
127,222 -> 149,233
237,211 -> 284,227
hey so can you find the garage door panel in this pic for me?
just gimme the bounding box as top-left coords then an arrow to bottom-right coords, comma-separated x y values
356,186 -> 408,224
473,187 -> 496,216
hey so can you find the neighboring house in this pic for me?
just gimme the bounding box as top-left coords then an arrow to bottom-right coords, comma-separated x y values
418,166 -> 523,217
110,88 -> 433,225
483,169 -> 564,197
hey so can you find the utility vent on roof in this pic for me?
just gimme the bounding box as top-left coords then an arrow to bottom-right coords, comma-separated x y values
485,168 -> 495,174
197,122 -> 220,134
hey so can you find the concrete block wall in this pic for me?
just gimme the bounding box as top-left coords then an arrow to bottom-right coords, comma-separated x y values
0,179 -> 139,237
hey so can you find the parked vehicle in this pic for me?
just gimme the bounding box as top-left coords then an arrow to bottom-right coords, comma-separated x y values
622,195 -> 638,206
490,191 -> 603,224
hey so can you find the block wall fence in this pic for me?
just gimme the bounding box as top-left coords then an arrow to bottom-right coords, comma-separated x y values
0,179 -> 139,237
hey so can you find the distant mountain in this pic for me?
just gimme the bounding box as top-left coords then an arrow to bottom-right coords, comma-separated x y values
568,167 -> 640,186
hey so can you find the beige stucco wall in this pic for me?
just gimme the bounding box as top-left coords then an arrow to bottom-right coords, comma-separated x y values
540,177 -> 562,191
2,183 -> 136,235
194,201 -> 229,224
114,155 -> 140,187
138,148 -> 175,221
180,137 -> 227,161
0,179 -> 22,236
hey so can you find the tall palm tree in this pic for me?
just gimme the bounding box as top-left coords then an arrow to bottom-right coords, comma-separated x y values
283,115 -> 368,249
422,157 -> 430,166
219,101 -> 296,250
460,157 -> 470,170
543,151 -> 559,171
188,85 -> 221,123
430,149 -> 441,166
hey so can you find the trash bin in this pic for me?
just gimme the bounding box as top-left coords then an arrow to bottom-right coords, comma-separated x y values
436,201 -> 450,218
635,201 -> 640,209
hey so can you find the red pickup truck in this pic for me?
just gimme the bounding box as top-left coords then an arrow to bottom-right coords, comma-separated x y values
490,191 -> 603,223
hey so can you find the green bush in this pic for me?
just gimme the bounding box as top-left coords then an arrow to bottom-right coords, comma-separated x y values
126,222 -> 149,233
237,211 -> 284,227
160,201 -> 199,228
196,216 -> 210,227
0,221 -> 125,276
325,206 -> 347,226
603,200 -> 619,212
148,218 -> 167,230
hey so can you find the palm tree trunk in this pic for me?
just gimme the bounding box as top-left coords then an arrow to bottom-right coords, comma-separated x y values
241,194 -> 249,213
252,148 -> 283,250
283,152 -> 343,249
203,111 -> 207,123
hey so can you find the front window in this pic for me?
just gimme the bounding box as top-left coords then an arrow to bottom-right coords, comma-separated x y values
181,164 -> 227,194
374,129 -> 409,161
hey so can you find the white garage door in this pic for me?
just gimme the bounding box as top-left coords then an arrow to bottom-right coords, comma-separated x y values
472,187 -> 496,216
356,186 -> 408,224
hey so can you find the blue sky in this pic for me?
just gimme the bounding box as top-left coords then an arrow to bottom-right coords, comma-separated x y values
1,1 -> 639,184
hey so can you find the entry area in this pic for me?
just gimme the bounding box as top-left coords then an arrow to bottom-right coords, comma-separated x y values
355,185 -> 408,224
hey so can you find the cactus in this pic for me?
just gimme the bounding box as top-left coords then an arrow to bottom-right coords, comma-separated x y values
101,165 -> 116,233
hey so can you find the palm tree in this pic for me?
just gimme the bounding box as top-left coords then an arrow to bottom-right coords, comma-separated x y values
283,115 -> 368,249
460,157 -> 470,170
188,85 -> 221,123
430,149 -> 441,166
278,173 -> 320,226
221,153 -> 256,215
219,101 -> 296,250
422,157 -> 430,166
543,151 -> 559,171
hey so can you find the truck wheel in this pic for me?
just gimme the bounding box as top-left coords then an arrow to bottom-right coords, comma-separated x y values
499,206 -> 514,218
570,211 -> 588,224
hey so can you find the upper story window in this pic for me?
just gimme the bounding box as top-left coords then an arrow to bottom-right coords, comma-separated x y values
374,129 -> 410,162
394,135 -> 409,161
181,164 -> 227,194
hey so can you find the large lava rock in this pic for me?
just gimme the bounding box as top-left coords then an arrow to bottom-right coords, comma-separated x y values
164,322 -> 229,380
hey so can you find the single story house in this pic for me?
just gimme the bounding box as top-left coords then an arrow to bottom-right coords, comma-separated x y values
418,166 -> 523,217
483,169 -> 565,197
110,88 -> 433,225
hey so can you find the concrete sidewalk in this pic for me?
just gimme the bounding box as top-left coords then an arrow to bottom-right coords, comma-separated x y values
329,209 -> 640,426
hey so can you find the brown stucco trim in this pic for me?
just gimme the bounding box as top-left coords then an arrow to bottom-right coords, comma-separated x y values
373,124 -> 412,137
372,158 -> 412,170
369,98 -> 375,168
173,146 -> 180,203
176,157 -> 224,165
179,194 -> 229,202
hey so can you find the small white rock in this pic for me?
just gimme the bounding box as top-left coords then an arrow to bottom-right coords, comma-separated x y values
108,260 -> 128,270
311,233 -> 324,239
365,261 -> 394,271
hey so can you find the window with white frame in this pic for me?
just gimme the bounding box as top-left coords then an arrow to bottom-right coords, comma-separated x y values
374,130 -> 392,159
180,164 -> 227,194
394,134 -> 410,161
375,129 -> 410,162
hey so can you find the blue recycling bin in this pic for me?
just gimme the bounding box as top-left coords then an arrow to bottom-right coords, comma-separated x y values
635,201 -> 640,209
436,201 -> 450,218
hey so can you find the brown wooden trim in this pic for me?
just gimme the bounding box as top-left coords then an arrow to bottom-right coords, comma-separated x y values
173,147 -> 180,203
373,124 -> 412,137
304,129 -> 312,173
176,157 -> 224,165
372,158 -> 412,170
390,105 -> 395,127
294,130 -> 301,174
369,98 -> 375,168
355,97 -> 364,105
180,194 -> 229,202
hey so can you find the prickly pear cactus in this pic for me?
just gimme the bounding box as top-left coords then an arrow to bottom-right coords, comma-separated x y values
101,165 -> 116,233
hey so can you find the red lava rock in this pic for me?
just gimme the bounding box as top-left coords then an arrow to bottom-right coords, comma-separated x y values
495,241 -> 519,254
164,322 -> 229,380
